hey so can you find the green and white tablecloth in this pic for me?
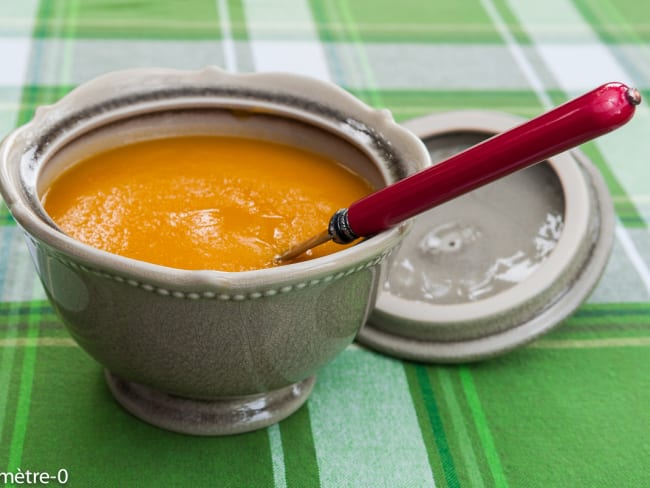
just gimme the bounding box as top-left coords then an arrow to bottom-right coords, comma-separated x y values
1,1 -> 650,486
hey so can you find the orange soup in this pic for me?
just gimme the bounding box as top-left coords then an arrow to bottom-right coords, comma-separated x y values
41,136 -> 374,272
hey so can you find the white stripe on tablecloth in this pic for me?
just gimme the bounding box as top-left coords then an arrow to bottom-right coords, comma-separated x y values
216,0 -> 238,72
267,423 -> 287,488
479,0 -> 553,107
615,225 -> 650,296
242,0 -> 331,81
0,39 -> 32,87
308,349 -> 436,487
505,1 -> 633,89
0,37 -> 31,135
0,228 -> 47,302
0,0 -> 37,90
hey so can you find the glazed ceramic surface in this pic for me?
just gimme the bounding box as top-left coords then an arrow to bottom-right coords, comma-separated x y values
0,67 -> 430,434
359,111 -> 614,362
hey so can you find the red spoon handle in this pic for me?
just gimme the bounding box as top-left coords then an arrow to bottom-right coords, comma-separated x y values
339,82 -> 639,241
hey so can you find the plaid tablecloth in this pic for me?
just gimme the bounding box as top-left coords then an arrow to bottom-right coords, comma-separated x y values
1,1 -> 650,486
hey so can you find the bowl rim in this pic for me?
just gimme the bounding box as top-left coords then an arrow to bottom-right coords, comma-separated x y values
0,67 -> 431,292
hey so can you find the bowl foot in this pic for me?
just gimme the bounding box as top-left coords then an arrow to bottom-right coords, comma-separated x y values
104,370 -> 316,435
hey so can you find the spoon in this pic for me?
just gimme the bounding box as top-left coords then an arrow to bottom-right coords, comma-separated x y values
276,82 -> 641,262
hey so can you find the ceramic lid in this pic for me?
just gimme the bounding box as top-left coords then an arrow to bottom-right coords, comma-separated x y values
357,110 -> 615,362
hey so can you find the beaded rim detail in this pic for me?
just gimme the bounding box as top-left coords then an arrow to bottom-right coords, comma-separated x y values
34,237 -> 393,301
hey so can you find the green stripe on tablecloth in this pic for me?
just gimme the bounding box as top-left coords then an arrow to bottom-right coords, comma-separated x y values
410,364 -> 459,488
0,202 -> 14,226
309,0 -> 381,101
59,0 -> 80,89
228,0 -> 250,41
12,85 -> 76,126
0,337 -> 76,347
403,364 -> 445,486
557,326 -> 650,338
581,142 -> 647,228
592,105 -> 650,225
5,301 -> 40,476
0,299 -> 72,344
545,328 -> 650,343
317,0 -> 502,43
34,0 -> 53,38
531,337 -> 650,350
0,303 -> 21,463
31,0 -> 78,97
308,0 -> 336,43
329,0 -> 382,108
18,346 -> 276,486
541,303 -> 650,340
30,0 -> 221,40
459,367 -> 508,488
20,0 -> 69,112
437,369 -> 487,488
418,367 -> 460,488
0,301 -> 57,323
488,0 -> 532,44
468,347 -> 650,486
309,0 -> 346,87
16,83 -> 42,127
278,404 -> 320,487
574,0 -> 650,43
570,303 -> 650,321
344,89 -> 543,120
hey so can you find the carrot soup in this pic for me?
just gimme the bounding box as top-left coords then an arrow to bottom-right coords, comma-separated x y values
41,136 -> 374,271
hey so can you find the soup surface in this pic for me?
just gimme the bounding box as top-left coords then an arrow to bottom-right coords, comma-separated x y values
41,136 -> 374,271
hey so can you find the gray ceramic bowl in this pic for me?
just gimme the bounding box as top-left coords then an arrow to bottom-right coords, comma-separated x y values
0,67 -> 430,435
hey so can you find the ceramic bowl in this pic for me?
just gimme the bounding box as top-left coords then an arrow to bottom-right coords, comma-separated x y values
0,67 -> 430,435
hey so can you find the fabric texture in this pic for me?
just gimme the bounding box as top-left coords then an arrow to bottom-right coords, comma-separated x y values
1,0 -> 649,486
